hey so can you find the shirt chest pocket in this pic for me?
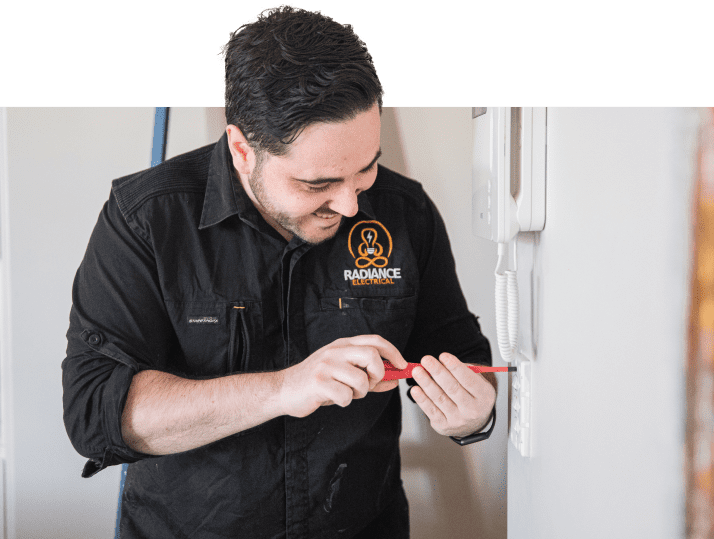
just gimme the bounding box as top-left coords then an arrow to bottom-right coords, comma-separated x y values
166,300 -> 263,377
311,292 -> 418,352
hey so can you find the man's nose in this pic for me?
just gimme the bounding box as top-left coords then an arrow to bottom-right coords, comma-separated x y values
329,180 -> 360,218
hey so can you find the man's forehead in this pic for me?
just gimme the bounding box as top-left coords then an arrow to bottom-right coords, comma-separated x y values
267,106 -> 381,171
286,108 -> 382,147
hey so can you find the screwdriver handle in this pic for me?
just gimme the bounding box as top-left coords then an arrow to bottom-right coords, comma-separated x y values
382,360 -> 516,381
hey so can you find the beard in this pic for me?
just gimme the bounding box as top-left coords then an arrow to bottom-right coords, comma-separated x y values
246,160 -> 343,246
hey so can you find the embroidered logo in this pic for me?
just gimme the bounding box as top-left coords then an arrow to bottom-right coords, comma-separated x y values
344,220 -> 401,285
188,316 -> 219,324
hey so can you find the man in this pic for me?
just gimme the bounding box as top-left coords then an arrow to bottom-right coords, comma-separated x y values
62,7 -> 495,538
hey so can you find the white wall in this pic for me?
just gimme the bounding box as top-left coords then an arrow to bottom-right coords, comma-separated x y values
3,108 -> 155,538
508,108 -> 695,538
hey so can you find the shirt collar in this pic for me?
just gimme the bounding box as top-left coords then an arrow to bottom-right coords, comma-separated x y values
199,133 -> 246,230
356,186 -> 376,220
199,133 -> 376,230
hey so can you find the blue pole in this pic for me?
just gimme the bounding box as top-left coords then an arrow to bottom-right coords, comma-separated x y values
151,107 -> 170,167
114,106 -> 169,539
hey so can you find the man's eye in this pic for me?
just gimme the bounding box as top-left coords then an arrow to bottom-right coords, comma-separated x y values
363,162 -> 377,173
305,183 -> 331,193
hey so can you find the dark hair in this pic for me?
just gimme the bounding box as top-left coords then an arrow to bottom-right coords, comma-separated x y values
223,6 -> 383,156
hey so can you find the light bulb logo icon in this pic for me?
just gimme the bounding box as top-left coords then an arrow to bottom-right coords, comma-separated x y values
362,228 -> 378,256
351,222 -> 390,268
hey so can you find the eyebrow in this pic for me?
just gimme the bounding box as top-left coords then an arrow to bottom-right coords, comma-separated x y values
292,148 -> 382,185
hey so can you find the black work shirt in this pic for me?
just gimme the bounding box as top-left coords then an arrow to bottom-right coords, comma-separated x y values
62,134 -> 491,539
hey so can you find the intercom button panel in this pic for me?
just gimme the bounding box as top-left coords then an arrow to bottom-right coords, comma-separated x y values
510,357 -> 531,458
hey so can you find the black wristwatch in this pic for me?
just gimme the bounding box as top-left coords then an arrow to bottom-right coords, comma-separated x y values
449,407 -> 496,446
405,385 -> 497,445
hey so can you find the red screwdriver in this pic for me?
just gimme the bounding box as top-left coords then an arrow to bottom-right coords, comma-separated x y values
382,360 -> 517,381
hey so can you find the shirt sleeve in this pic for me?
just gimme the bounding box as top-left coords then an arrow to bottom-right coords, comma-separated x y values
403,193 -> 492,370
62,190 -> 174,477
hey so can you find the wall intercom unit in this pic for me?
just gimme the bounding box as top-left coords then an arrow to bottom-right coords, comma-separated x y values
472,107 -> 546,457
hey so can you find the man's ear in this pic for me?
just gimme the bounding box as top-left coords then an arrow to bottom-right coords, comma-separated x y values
226,125 -> 257,176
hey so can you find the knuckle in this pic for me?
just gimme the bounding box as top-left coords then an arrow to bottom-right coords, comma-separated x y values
333,393 -> 345,407
315,369 -> 329,384
354,381 -> 368,399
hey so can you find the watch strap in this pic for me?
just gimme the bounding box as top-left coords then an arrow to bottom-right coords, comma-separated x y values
449,407 -> 496,446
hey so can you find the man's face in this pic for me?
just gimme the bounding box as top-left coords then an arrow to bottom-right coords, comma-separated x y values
234,104 -> 381,245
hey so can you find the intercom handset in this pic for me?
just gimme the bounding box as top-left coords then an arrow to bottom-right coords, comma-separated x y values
472,107 -> 546,244
472,107 -> 546,457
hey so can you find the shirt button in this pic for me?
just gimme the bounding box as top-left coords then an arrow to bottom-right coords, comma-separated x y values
88,333 -> 101,345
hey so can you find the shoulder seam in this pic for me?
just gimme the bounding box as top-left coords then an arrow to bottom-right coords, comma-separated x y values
114,178 -> 206,217
112,143 -> 214,218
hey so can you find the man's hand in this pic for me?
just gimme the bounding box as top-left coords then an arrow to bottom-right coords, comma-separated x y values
410,352 -> 497,438
278,335 -> 408,418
